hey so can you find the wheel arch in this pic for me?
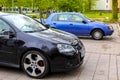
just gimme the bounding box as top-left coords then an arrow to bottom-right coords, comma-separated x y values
90,28 -> 105,36
19,48 -> 51,71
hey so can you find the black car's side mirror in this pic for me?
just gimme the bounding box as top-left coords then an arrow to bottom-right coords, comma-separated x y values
9,31 -> 16,38
2,30 -> 16,38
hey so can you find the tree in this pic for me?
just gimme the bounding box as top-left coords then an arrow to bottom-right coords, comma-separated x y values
0,0 -> 7,7
112,0 -> 118,21
0,0 -> 11,12
85,0 -> 97,11
57,0 -> 84,12
55,0 -> 97,12
0,0 -> 97,13
88,0 -> 91,11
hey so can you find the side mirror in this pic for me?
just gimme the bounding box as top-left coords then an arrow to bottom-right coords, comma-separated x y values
44,24 -> 50,29
2,30 -> 16,38
9,31 -> 16,38
82,20 -> 87,24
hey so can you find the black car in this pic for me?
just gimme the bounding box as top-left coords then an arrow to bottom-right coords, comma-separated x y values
0,13 -> 85,78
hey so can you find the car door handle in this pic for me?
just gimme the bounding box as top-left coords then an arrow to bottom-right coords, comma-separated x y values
53,23 -> 56,25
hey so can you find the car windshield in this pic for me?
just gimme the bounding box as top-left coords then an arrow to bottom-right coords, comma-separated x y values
2,15 -> 47,33
80,14 -> 92,22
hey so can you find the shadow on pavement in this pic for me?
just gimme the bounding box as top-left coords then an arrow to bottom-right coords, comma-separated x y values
79,36 -> 114,41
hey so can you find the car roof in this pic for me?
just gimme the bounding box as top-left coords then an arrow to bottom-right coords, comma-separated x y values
0,12 -> 24,18
51,12 -> 80,14
0,12 -> 8,16
0,12 -> 15,17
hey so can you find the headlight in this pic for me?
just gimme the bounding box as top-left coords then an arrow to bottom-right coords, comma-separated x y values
57,44 -> 76,53
108,25 -> 113,30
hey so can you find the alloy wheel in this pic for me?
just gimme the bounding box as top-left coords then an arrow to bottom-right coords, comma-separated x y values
22,51 -> 49,78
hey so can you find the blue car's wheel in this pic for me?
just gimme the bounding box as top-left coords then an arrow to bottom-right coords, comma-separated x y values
92,29 -> 103,40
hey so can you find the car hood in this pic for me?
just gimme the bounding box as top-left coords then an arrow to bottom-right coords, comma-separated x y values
27,28 -> 78,44
88,21 -> 108,27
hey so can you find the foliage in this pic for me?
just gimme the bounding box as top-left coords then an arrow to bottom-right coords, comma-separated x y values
0,0 -> 97,12
56,0 -> 97,12
35,0 -> 53,11
56,0 -> 82,12
83,12 -> 120,23
0,0 -> 10,7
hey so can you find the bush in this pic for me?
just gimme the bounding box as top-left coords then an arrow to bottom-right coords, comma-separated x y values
26,13 -> 40,19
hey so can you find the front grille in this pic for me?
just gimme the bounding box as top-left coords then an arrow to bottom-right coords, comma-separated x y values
71,39 -> 82,52
75,44 -> 82,50
72,43 -> 82,50
71,39 -> 78,46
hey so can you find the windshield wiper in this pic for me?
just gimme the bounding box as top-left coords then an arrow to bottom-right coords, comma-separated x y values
24,28 -> 48,33
33,28 -> 48,32
24,31 -> 36,33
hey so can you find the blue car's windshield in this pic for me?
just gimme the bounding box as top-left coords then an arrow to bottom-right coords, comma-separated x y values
79,14 -> 92,22
3,15 -> 47,33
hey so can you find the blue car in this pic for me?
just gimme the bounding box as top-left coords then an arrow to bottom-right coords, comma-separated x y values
44,12 -> 114,40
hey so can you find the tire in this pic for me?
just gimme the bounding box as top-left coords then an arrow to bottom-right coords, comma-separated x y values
21,50 -> 49,78
91,29 -> 104,40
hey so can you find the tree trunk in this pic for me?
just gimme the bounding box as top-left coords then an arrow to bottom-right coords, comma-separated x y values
112,0 -> 118,21
88,0 -> 91,11
18,6 -> 22,14
0,6 -> 2,11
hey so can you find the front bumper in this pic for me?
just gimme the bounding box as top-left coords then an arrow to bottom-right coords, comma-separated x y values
50,44 -> 85,72
105,30 -> 114,36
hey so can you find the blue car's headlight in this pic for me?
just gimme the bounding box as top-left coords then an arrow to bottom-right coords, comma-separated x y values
57,44 -> 76,53
108,25 -> 113,30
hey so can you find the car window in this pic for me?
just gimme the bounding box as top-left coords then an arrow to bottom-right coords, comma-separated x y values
0,19 -> 10,35
52,14 -> 67,22
52,14 -> 58,21
68,14 -> 83,23
3,15 -> 47,32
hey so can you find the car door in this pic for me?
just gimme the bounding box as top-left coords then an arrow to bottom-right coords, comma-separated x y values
0,19 -> 17,64
50,14 -> 70,32
68,14 -> 90,36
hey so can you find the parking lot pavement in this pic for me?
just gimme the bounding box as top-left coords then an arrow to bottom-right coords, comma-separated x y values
1,53 -> 120,80
0,24 -> 120,80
